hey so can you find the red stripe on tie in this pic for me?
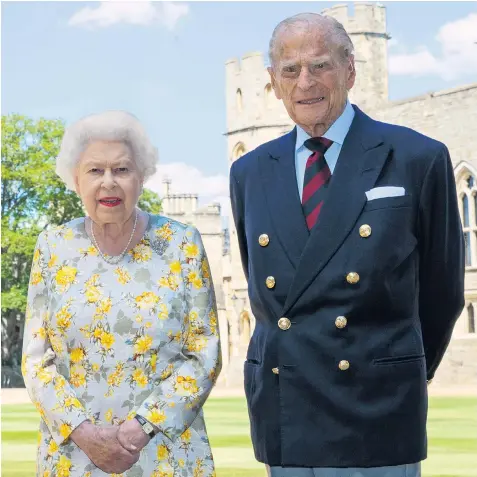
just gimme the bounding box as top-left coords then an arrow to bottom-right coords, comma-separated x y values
302,167 -> 331,203
305,152 -> 319,168
306,202 -> 323,229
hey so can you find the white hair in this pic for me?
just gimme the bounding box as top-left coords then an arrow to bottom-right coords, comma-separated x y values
269,13 -> 354,67
56,110 -> 159,191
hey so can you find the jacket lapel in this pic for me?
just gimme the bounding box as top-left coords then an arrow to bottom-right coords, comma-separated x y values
283,107 -> 392,315
259,128 -> 310,269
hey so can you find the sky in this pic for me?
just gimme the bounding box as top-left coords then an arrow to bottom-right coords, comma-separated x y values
2,1 -> 477,224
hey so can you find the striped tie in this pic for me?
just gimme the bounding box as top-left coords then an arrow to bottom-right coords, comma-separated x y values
302,137 -> 333,230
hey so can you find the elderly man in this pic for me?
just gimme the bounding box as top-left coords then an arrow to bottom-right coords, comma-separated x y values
229,13 -> 464,477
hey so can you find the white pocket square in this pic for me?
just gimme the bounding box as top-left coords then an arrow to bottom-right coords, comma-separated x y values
365,186 -> 405,201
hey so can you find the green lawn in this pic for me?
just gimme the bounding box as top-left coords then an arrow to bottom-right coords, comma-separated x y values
1,397 -> 476,477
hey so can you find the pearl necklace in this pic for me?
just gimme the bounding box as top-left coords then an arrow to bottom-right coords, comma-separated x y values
90,211 -> 138,265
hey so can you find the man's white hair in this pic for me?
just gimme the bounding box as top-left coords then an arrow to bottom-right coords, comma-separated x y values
269,13 -> 354,67
56,110 -> 158,191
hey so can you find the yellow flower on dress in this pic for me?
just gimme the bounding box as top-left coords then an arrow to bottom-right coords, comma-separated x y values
63,229 -> 74,240
56,307 -> 73,334
70,365 -> 87,388
54,375 -> 67,392
85,286 -> 102,304
59,423 -> 72,439
150,352 -> 157,373
193,458 -> 205,477
48,439 -> 59,455
31,271 -> 43,286
114,267 -> 131,285
135,292 -> 159,310
156,223 -> 174,241
201,258 -> 210,279
92,363 -> 100,372
184,243 -> 199,259
56,455 -> 72,477
36,367 -> 53,385
94,297 -> 112,318
157,444 -> 169,460
168,275 -> 179,291
178,459 -> 185,467
100,331 -> 115,350
105,408 -> 113,423
209,310 -> 218,335
134,335 -> 153,354
130,242 -> 152,262
106,363 -> 125,388
85,274 -> 100,287
186,333 -> 207,352
147,408 -> 166,425
169,261 -> 181,274
175,376 -> 199,396
181,428 -> 191,442
33,249 -> 41,263
70,347 -> 85,363
64,396 -> 82,409
48,254 -> 58,268
132,369 -> 148,387
34,327 -> 47,340
49,332 -> 64,354
55,266 -> 77,292
158,303 -> 168,320
43,471 -> 51,477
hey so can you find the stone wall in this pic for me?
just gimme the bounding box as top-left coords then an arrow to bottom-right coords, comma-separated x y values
433,336 -> 477,386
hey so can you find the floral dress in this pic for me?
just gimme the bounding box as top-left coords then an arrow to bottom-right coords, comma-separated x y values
21,214 -> 222,477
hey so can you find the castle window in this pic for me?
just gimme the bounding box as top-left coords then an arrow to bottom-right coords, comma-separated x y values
231,142 -> 246,161
468,303 -> 475,334
463,195 -> 469,227
460,173 -> 477,268
236,89 -> 243,113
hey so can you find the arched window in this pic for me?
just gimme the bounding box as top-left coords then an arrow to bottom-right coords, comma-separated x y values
463,195 -> 470,227
231,142 -> 246,162
236,88 -> 243,113
264,83 -> 273,109
459,171 -> 477,267
468,303 -> 475,334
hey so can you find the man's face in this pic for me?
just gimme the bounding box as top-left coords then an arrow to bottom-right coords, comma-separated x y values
268,25 -> 355,137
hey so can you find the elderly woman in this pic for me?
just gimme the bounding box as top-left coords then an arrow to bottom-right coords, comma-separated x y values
21,110 -> 222,476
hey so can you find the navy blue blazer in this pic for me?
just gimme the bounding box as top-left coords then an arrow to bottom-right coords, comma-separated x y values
229,106 -> 465,468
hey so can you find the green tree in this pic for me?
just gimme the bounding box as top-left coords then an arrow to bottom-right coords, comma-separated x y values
1,114 -> 161,387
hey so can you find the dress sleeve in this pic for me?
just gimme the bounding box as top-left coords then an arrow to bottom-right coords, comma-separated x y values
21,231 -> 89,445
133,225 -> 222,442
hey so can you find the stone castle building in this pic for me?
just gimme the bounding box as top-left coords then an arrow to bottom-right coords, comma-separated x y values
165,3 -> 477,387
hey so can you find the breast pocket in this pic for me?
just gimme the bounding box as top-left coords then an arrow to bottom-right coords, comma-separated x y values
352,196 -> 417,275
363,194 -> 412,212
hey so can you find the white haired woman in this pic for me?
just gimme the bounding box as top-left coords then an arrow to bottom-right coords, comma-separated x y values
21,111 -> 222,476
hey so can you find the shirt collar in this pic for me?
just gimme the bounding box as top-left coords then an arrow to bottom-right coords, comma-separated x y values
295,100 -> 355,152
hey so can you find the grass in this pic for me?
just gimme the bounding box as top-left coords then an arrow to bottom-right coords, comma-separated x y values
1,397 -> 476,476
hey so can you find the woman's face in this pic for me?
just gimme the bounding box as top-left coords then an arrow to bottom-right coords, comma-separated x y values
75,140 -> 143,227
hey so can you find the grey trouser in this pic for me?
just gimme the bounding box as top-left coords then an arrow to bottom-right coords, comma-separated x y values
266,463 -> 421,477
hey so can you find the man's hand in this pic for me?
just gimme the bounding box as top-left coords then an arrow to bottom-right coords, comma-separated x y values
117,418 -> 151,453
70,421 -> 140,474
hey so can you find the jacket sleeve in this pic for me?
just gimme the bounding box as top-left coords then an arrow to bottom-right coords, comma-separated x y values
21,231 -> 89,445
229,162 -> 249,281
133,225 -> 222,442
417,144 -> 465,381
